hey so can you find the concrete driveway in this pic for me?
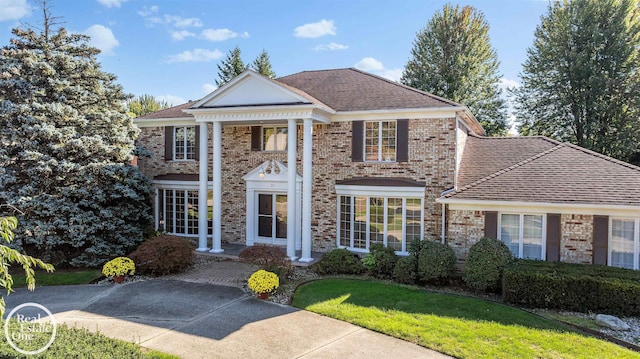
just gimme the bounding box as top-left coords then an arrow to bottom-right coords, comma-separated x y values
3,279 -> 449,359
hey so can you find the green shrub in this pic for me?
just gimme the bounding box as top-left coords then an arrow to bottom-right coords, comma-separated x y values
314,248 -> 364,275
129,235 -> 195,276
464,237 -> 513,293
417,241 -> 456,283
503,260 -> 640,316
393,255 -> 418,284
408,238 -> 425,257
363,244 -> 398,278
238,245 -> 292,279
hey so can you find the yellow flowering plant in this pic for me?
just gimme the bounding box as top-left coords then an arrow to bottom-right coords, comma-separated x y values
247,269 -> 279,294
102,257 -> 136,277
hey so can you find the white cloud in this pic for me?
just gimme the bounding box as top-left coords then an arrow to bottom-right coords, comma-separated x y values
294,19 -> 336,38
0,0 -> 30,22
84,24 -> 119,55
156,94 -> 187,106
200,28 -> 238,42
499,77 -> 520,91
312,42 -> 348,52
137,5 -> 158,17
355,57 -> 402,82
165,15 -> 202,28
97,0 -> 129,8
166,48 -> 224,63
171,30 -> 195,41
202,83 -> 217,94
241,31 -> 250,38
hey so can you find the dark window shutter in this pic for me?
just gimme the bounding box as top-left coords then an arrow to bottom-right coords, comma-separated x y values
593,215 -> 609,265
546,213 -> 561,262
396,119 -> 409,162
484,211 -> 498,239
251,126 -> 261,151
164,126 -> 174,161
352,121 -> 363,162
194,126 -> 200,161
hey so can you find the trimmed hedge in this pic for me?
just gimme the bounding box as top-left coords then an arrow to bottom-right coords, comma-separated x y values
362,243 -> 398,278
314,248 -> 364,275
417,241 -> 456,283
393,255 -> 418,284
503,260 -> 640,316
464,237 -> 513,293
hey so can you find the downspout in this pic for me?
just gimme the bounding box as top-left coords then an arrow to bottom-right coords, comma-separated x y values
440,188 -> 456,244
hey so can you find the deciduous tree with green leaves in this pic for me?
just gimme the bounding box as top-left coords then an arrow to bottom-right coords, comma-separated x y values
126,94 -> 169,118
0,216 -> 54,317
513,0 -> 640,162
0,5 -> 153,267
401,4 -> 507,136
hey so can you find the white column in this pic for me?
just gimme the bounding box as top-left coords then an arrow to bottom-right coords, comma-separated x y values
210,121 -> 224,253
300,119 -> 313,262
197,123 -> 209,251
154,188 -> 160,231
286,119 -> 298,260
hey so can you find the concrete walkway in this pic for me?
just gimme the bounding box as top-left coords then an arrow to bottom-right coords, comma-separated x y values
3,261 -> 450,359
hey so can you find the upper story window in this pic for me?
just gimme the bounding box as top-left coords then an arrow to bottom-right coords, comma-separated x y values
262,126 -> 288,151
174,126 -> 196,161
610,218 -> 640,270
499,213 -> 546,260
365,120 -> 396,162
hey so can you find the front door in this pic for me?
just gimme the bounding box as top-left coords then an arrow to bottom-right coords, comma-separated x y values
257,193 -> 287,244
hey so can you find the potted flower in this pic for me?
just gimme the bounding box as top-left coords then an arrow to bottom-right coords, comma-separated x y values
102,257 -> 136,283
247,269 -> 279,299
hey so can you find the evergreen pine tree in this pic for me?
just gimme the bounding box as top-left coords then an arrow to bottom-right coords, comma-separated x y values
215,46 -> 247,86
401,4 -> 507,136
0,6 -> 154,266
513,0 -> 640,162
251,49 -> 276,78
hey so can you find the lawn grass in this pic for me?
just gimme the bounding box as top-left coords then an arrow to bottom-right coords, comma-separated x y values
0,321 -> 179,358
11,270 -> 102,288
292,279 -> 640,359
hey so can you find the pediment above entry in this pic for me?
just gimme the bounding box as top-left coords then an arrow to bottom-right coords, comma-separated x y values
183,70 -> 333,124
243,160 -> 302,191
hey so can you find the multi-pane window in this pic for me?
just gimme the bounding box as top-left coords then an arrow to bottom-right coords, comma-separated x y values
337,195 -> 422,253
262,126 -> 288,151
159,189 -> 212,236
364,120 -> 396,162
610,218 -> 640,270
499,213 -> 545,260
174,126 -> 196,160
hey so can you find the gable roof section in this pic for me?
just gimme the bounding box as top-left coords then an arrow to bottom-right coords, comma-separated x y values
276,68 -> 460,111
136,101 -> 197,120
445,136 -> 640,207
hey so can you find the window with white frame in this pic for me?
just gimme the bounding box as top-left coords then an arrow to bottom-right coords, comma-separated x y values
174,126 -> 196,160
262,126 -> 288,151
159,188 -> 212,236
610,218 -> 640,270
364,120 -> 396,162
338,195 -> 422,253
499,213 -> 545,260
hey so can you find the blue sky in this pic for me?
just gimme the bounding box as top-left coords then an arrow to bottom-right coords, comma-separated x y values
0,0 -> 548,107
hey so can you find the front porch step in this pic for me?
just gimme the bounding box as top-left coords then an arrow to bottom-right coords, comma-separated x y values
196,243 -> 322,267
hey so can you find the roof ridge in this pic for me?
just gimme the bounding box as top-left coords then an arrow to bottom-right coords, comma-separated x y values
561,142 -> 640,173
347,68 -> 462,107
135,100 -> 198,119
467,133 -> 563,145
447,143 -> 565,198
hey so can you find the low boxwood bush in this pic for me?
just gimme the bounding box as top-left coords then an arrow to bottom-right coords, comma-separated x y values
417,241 -> 456,284
393,255 -> 418,284
129,235 -> 195,276
464,237 -> 513,293
362,243 -> 398,278
239,245 -> 292,279
314,248 -> 364,275
503,260 -> 640,316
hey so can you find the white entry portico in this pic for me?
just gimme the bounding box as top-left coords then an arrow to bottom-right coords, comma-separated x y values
183,70 -> 332,262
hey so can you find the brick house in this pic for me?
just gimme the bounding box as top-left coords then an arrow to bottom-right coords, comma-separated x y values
134,68 -> 640,270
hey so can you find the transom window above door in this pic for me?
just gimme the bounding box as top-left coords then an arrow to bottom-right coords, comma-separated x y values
262,126 -> 288,151
365,120 -> 396,162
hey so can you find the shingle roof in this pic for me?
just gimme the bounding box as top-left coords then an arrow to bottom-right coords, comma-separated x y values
275,68 -> 461,111
136,101 -> 198,120
447,136 -> 640,206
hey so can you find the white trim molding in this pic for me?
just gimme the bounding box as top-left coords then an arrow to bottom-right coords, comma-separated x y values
439,199 -> 640,217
